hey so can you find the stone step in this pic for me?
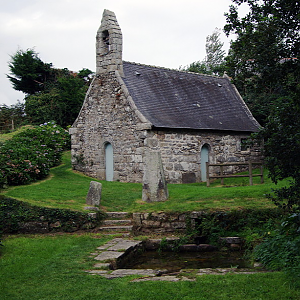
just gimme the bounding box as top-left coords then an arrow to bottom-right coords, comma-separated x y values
103,219 -> 132,226
99,225 -> 133,232
106,212 -> 130,219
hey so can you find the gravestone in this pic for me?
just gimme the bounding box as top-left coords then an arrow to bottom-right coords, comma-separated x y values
86,181 -> 102,206
142,151 -> 169,202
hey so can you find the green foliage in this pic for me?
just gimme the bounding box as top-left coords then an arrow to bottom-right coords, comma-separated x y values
7,49 -> 53,95
0,196 -> 103,233
7,48 -> 93,128
257,96 -> 300,211
0,101 -> 26,133
254,213 -> 300,282
158,236 -> 191,252
193,209 -> 282,245
0,121 -> 70,188
225,0 -> 300,212
224,0 -> 300,125
25,69 -> 90,127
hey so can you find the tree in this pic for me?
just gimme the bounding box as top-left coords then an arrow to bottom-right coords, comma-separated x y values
182,29 -> 226,76
205,28 -> 226,74
224,0 -> 300,125
25,68 -> 91,127
0,102 -> 25,133
7,49 -> 53,95
224,0 -> 300,210
7,48 -> 93,128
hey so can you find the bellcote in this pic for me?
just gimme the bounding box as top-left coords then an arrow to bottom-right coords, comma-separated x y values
96,10 -> 124,76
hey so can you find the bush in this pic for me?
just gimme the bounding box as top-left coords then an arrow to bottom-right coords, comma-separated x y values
191,209 -> 283,245
0,122 -> 70,187
254,213 -> 300,281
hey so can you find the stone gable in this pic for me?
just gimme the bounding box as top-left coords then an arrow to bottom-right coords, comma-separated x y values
70,71 -> 148,182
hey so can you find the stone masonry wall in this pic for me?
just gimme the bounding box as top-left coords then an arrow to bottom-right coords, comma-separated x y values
70,71 -> 262,184
145,129 -> 262,183
70,74 -> 262,184
70,71 -> 148,182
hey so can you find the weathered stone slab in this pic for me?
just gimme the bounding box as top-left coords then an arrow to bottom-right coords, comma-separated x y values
94,251 -> 124,261
106,240 -> 142,251
106,212 -> 130,219
85,270 -> 108,275
110,269 -> 156,277
93,263 -> 111,269
86,181 -> 102,206
84,206 -> 100,211
142,151 -> 169,202
132,276 -> 181,282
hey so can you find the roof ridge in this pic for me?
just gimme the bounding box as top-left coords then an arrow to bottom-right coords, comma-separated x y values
122,60 -> 225,79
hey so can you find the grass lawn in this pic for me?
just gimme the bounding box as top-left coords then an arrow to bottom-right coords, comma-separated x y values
1,233 -> 299,300
2,151 -> 285,213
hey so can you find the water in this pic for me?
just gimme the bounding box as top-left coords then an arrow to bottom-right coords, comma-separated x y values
124,250 -> 252,272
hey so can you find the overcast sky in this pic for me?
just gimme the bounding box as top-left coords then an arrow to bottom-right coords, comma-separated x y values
0,0 -> 244,106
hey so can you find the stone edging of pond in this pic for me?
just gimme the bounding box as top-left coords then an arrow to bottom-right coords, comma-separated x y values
85,238 -> 268,281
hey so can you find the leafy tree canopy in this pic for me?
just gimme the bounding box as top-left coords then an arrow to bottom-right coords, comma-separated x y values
224,0 -> 300,125
7,49 -> 53,95
7,48 -> 93,128
225,0 -> 300,211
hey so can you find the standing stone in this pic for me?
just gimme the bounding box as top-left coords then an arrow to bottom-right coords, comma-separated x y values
142,151 -> 169,202
86,181 -> 102,206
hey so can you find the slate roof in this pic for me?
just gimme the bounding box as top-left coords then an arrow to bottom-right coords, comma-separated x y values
122,61 -> 260,132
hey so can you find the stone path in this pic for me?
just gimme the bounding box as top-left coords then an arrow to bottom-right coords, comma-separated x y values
85,238 -> 267,282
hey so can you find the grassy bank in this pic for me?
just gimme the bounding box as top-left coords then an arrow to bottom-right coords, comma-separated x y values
1,234 -> 299,300
2,151 -> 284,213
2,151 -> 285,213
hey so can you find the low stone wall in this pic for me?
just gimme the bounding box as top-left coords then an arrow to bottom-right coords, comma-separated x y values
132,211 -> 207,234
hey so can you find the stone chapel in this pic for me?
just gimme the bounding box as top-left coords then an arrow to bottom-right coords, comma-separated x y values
69,9 -> 262,184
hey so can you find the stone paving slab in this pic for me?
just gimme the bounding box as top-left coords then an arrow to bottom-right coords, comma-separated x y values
110,269 -> 156,276
132,276 -> 181,282
106,240 -> 141,251
86,270 -> 108,275
94,251 -> 125,261
96,238 -> 127,250
94,263 -> 111,269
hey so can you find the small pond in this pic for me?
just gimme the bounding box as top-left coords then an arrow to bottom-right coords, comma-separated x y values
124,250 -> 252,272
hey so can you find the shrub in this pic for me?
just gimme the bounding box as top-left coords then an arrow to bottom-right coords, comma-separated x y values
0,122 -> 70,187
191,209 -> 283,245
254,213 -> 300,281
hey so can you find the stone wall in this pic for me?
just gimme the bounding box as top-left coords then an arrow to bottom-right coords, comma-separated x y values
70,71 -> 262,184
70,71 -> 148,182
133,212 -> 189,234
145,129 -> 262,183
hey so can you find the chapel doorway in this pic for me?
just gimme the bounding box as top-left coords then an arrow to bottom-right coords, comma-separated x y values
200,145 -> 209,182
105,142 -> 114,181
